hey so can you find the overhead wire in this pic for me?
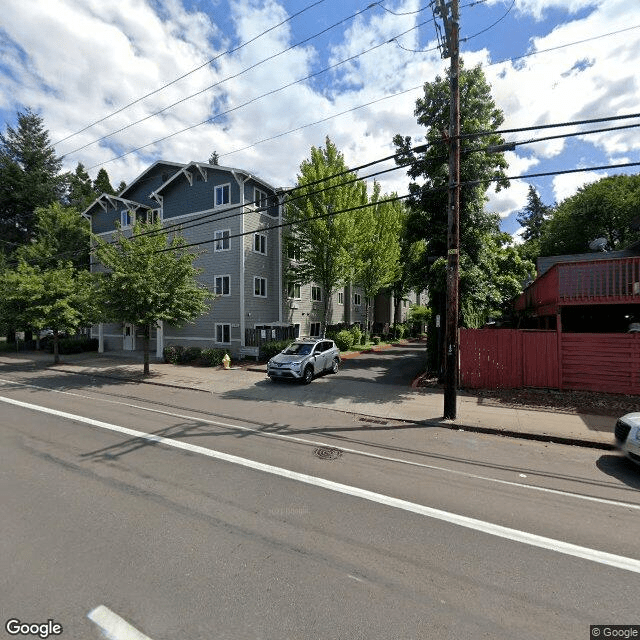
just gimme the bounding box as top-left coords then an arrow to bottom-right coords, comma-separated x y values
52,0 -> 328,146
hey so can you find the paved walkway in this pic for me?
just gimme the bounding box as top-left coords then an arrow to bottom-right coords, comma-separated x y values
0,347 -> 623,450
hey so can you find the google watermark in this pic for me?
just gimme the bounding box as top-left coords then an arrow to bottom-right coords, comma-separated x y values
591,626 -> 640,638
5,619 -> 63,639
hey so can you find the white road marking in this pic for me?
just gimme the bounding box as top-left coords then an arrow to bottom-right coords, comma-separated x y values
88,605 -> 154,640
0,378 -> 637,512
2,393 -> 640,574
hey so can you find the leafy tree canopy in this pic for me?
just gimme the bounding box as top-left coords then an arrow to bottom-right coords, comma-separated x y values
93,167 -> 116,196
284,137 -> 368,334
539,173 -> 640,256
94,220 -> 213,374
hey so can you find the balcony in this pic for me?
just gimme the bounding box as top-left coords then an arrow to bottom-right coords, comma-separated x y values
515,256 -> 640,316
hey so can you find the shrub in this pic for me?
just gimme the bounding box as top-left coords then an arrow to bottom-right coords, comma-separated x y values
393,324 -> 406,340
334,330 -> 354,352
372,335 -> 381,345
349,325 -> 362,346
45,336 -> 98,354
201,348 -> 226,367
260,339 -> 291,360
163,344 -> 184,364
180,346 -> 202,364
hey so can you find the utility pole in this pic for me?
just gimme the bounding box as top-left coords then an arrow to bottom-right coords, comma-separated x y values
431,0 -> 460,419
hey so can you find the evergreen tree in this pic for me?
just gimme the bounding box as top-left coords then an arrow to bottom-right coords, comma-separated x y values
517,185 -> 549,242
0,108 -> 64,249
93,167 -> 116,195
68,162 -> 97,212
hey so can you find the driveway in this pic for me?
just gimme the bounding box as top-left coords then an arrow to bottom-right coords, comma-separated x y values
339,341 -> 427,386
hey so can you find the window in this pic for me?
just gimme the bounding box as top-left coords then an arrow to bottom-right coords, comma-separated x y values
215,323 -> 230,344
214,275 -> 230,296
214,229 -> 230,251
337,291 -> 344,305
254,276 -> 267,297
354,293 -> 361,306
312,286 -> 322,301
215,184 -> 230,206
294,324 -> 300,338
287,244 -> 301,261
255,188 -> 268,210
287,282 -> 301,299
120,210 -> 134,228
253,233 -> 267,255
146,209 -> 162,224
310,322 -> 321,337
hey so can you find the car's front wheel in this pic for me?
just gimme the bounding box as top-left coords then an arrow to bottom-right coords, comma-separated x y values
302,366 -> 314,384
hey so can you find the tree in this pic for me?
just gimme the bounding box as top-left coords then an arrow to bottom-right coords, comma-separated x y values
284,137 -> 367,335
539,174 -> 640,256
517,185 -> 549,242
116,180 -> 127,194
208,151 -> 220,165
393,63 -> 515,360
353,183 -> 404,341
18,203 -> 90,270
0,260 -> 96,363
94,220 -> 214,375
0,108 -> 64,250
93,167 -> 116,196
67,163 -> 97,212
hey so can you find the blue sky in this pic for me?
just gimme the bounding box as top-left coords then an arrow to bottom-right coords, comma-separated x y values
0,0 -> 638,241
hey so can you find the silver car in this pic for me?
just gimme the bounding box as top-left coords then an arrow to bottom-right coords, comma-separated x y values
267,338 -> 341,384
615,413 -> 640,466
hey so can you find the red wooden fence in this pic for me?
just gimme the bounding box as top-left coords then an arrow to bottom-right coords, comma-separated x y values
460,329 -> 640,394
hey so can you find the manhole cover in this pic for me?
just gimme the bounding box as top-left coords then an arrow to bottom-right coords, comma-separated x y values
314,446 -> 342,460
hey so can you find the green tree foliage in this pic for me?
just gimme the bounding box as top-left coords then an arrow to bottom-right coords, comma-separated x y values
116,180 -> 127,194
0,108 -> 64,250
94,221 -> 213,375
516,185 -> 551,263
393,63 -> 520,332
67,163 -> 97,212
539,174 -> 640,256
353,182 -> 404,340
93,167 -> 116,196
0,260 -> 96,363
17,203 -> 90,270
284,137 -> 367,335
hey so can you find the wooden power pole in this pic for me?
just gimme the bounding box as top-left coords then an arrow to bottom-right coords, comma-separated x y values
431,0 -> 460,419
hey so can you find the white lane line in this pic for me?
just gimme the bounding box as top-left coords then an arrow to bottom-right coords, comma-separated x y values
88,605 -> 154,640
0,378 -> 637,512
2,393 -> 640,574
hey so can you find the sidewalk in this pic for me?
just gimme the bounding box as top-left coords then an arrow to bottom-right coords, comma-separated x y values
0,349 -> 620,450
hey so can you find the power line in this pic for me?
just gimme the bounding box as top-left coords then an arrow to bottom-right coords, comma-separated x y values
85,19 -> 431,170
52,0 -> 328,147
63,2 -> 382,157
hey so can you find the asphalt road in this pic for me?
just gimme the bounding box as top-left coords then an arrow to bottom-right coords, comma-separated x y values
1,366 -> 639,640
339,342 -> 427,385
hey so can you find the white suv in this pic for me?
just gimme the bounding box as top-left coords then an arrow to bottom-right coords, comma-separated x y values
267,338 -> 340,384
615,413 -> 640,466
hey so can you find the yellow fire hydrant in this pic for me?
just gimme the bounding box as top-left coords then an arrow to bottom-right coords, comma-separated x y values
222,353 -> 231,369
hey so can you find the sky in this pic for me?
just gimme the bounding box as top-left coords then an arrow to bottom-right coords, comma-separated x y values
0,0 -> 638,240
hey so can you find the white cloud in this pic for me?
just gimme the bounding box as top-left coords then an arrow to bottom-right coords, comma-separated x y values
552,170 -> 607,202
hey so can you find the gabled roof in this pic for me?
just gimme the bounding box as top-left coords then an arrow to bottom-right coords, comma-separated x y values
82,193 -> 151,217
150,161 -> 277,199
118,160 -> 185,199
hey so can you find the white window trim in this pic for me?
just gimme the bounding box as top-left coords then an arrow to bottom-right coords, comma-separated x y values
215,183 -> 231,207
214,274 -> 231,297
253,232 -> 267,255
255,187 -> 268,211
254,276 -> 267,298
310,322 -> 321,337
214,229 -> 231,252
354,293 -> 362,306
120,210 -> 134,229
215,323 -> 231,345
337,291 -> 344,305
287,282 -> 301,300
311,286 -> 322,302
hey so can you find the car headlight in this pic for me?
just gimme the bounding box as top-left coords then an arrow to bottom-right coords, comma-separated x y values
290,362 -> 302,369
634,427 -> 640,442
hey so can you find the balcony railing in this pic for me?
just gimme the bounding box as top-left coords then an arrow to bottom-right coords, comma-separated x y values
515,256 -> 640,315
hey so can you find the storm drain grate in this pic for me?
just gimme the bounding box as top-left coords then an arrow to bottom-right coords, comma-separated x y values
314,446 -> 343,461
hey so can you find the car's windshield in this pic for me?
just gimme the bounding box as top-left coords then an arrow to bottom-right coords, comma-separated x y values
283,343 -> 313,356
